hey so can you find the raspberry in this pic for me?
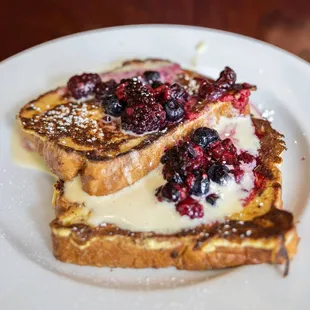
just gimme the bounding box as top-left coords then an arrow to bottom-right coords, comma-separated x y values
254,172 -> 265,188
121,103 -> 166,134
176,197 -> 204,219
152,83 -> 169,101
230,165 -> 244,183
232,89 -> 250,112
238,151 -> 255,164
67,73 -> 101,99
208,138 -> 238,165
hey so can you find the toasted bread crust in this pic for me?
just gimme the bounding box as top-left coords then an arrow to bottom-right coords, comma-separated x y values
51,224 -> 298,269
18,59 -> 251,195
50,118 -> 299,269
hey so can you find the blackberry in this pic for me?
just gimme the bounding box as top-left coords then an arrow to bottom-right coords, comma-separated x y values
95,79 -> 117,101
191,127 -> 220,149
143,71 -> 160,83
121,103 -> 166,134
163,100 -> 184,122
207,164 -> 230,185
116,79 -> 155,106
156,182 -> 187,203
67,73 -> 101,99
102,95 -> 125,117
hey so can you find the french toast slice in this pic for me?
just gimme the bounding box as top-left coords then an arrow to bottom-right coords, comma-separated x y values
18,59 -> 253,196
50,118 -> 299,271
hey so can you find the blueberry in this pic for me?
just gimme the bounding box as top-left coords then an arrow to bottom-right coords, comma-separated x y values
163,100 -> 184,122
191,127 -> 220,149
207,164 -> 230,185
206,194 -> 219,206
103,95 -> 125,117
143,71 -> 160,82
190,174 -> 210,196
170,172 -> 184,184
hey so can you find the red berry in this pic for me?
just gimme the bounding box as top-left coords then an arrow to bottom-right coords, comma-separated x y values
230,165 -> 244,183
216,66 -> 236,89
176,197 -> 204,219
121,103 -> 166,134
238,152 -> 255,163
208,138 -> 238,165
67,73 -> 101,99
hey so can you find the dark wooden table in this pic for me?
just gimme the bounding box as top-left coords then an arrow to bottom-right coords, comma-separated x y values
1,0 -> 310,62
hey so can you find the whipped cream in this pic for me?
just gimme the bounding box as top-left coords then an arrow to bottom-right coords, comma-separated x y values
63,115 -> 260,234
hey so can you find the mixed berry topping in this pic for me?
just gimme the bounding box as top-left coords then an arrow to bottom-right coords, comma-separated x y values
67,73 -> 101,99
198,67 -> 254,112
176,197 -> 204,219
156,126 -> 258,219
163,100 -> 184,122
156,182 -> 188,203
191,127 -> 220,149
188,172 -> 210,196
143,71 -> 160,83
207,164 -> 230,184
205,193 -> 219,206
102,95 -> 125,117
208,138 -> 238,165
198,66 -> 236,102
121,103 -> 166,134
65,66 -> 254,135
94,79 -> 117,101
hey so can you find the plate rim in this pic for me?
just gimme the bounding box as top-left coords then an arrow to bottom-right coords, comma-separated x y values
1,23 -> 309,310
1,24 -> 310,70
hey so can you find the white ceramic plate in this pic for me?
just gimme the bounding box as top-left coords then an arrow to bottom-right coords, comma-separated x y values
0,25 -> 309,310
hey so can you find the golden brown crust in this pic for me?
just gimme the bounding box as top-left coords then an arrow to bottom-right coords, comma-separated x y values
51,225 -> 298,269
18,59 -> 251,195
50,118 -> 299,269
